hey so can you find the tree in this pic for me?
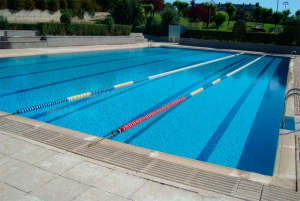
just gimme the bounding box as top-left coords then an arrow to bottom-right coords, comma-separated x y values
24,0 -> 35,10
35,0 -> 48,10
282,9 -> 291,27
225,2 -> 236,25
233,20 -> 246,41
141,4 -> 154,17
141,0 -> 165,14
59,0 -> 68,9
160,7 -> 179,35
48,0 -> 60,11
80,0 -> 95,12
190,0 -> 195,7
272,11 -> 283,27
261,8 -> 273,27
253,5 -> 262,25
244,12 -> 250,21
0,0 -> 7,9
67,0 -> 81,16
173,0 -> 189,17
283,19 -> 300,45
95,0 -> 114,11
184,4 -> 213,28
296,9 -> 300,18
213,11 -> 228,30
110,0 -> 144,27
202,2 -> 216,28
7,0 -> 25,10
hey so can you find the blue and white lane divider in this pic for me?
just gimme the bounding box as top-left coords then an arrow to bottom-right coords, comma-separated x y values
16,53 -> 241,114
116,55 -> 264,133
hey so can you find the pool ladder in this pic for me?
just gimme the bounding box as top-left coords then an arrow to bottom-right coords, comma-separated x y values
281,88 -> 300,129
148,40 -> 154,47
291,51 -> 297,59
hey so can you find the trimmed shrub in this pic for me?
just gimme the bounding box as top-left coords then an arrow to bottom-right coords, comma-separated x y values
60,9 -> 72,24
113,24 -> 132,36
0,15 -> 9,29
37,22 -> 66,35
233,20 -> 247,42
8,23 -> 38,30
181,29 -> 233,41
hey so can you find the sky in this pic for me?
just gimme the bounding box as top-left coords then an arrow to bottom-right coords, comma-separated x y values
164,0 -> 300,16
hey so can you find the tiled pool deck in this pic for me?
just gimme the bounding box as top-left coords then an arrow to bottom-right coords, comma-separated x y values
0,43 -> 299,201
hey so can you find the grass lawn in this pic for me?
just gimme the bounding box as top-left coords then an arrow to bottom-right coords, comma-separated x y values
154,14 -> 283,33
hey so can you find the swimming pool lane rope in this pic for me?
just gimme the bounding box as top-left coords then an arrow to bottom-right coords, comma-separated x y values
115,55 -> 264,133
16,53 -> 242,114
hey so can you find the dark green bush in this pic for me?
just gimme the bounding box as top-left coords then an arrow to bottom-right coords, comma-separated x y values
0,15 -> 9,29
132,25 -> 145,33
181,28 -> 297,46
233,20 -> 247,42
181,29 -> 233,41
37,22 -> 67,35
113,24 -> 132,36
8,23 -> 38,30
37,22 -> 130,36
60,9 -> 72,24
144,16 -> 162,36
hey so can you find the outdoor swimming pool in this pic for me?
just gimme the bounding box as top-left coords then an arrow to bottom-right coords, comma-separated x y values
0,47 -> 289,176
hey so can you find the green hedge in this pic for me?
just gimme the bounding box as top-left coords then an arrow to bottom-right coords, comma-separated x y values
8,23 -> 38,30
181,29 -> 297,46
182,29 -> 233,41
37,22 -> 131,36
113,24 -> 132,36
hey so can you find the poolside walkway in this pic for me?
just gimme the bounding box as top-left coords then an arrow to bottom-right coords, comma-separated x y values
1,44 -> 300,201
1,130 -> 228,201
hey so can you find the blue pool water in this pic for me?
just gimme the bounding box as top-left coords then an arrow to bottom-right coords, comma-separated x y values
0,47 -> 289,176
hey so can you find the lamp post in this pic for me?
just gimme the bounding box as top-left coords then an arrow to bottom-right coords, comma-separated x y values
208,0 -> 215,30
283,2 -> 289,10
276,0 -> 279,12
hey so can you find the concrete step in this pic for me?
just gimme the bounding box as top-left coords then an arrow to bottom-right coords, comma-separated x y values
4,30 -> 41,37
1,36 -> 43,42
130,33 -> 144,37
0,41 -> 47,49
135,38 -> 148,43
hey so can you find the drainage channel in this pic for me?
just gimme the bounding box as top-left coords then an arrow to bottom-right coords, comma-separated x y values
0,117 -> 299,201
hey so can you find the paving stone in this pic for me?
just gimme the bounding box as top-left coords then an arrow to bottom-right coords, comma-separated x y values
17,194 -> 42,201
95,170 -> 146,198
74,187 -> 129,201
0,181 -> 26,200
0,138 -> 31,155
2,165 -> 57,192
31,176 -> 89,201
0,156 -> 31,179
34,153 -> 82,174
130,180 -> 204,201
0,133 -> 11,143
62,161 -> 112,186
11,144 -> 56,164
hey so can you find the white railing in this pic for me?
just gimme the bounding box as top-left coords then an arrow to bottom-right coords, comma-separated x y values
148,40 -> 154,47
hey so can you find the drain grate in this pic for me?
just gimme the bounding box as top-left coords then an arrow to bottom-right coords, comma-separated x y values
234,179 -> 263,201
0,118 -> 15,128
0,121 -> 34,135
261,185 -> 300,201
1,117 -> 300,200
190,169 -> 239,196
23,128 -> 62,142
